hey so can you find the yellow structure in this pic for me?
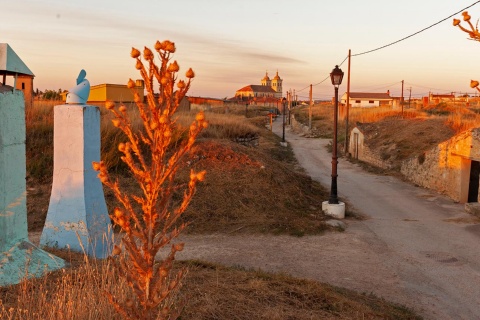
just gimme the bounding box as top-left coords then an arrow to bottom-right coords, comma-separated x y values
62,80 -> 145,103
88,79 -> 144,103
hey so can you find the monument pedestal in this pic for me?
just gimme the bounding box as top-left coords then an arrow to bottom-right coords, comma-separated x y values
40,104 -> 111,258
0,89 -> 64,286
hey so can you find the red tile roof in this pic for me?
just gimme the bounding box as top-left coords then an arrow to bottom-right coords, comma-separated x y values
236,85 -> 276,93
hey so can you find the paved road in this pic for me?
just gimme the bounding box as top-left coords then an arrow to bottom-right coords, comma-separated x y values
274,120 -> 480,319
177,120 -> 480,319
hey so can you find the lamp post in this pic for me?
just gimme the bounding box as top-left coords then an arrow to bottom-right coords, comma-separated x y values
282,97 -> 287,142
329,65 -> 344,205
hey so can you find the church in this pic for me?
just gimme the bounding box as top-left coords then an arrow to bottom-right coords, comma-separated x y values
234,71 -> 283,100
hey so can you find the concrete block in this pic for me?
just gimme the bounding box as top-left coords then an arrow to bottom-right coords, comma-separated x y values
322,200 -> 345,219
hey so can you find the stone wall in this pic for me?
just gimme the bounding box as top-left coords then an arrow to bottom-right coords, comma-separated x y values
290,114 -> 310,135
349,127 -> 392,170
401,129 -> 480,202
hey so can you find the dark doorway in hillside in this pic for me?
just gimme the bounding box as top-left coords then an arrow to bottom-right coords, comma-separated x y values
468,160 -> 480,202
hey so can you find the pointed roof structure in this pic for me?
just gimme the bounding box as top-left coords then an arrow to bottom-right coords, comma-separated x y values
0,43 -> 34,77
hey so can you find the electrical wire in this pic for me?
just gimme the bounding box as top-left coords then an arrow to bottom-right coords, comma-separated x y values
352,1 -> 480,57
292,1 -> 480,98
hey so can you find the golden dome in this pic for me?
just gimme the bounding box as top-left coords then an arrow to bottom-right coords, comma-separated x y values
273,71 -> 281,80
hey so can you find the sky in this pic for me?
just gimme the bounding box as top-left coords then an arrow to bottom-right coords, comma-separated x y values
2,0 -> 480,100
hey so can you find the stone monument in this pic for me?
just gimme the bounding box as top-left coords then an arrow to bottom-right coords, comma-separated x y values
40,70 -> 111,258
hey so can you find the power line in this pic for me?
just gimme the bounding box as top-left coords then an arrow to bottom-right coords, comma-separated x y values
292,1 -> 480,96
352,1 -> 480,57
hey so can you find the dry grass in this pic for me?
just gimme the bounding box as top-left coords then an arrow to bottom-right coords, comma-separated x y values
27,100 -> 330,236
0,251 -> 126,319
292,102 -> 480,169
0,251 -> 420,320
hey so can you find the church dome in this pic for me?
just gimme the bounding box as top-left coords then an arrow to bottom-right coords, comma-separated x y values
273,71 -> 281,80
262,72 -> 270,81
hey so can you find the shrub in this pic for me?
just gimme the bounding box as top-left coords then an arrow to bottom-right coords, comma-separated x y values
93,41 -> 207,319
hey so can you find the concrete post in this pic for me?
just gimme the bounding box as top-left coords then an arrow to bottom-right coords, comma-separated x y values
0,88 -> 64,286
40,104 -> 111,258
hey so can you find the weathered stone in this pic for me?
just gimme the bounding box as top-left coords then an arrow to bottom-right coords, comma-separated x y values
465,202 -> 480,217
325,219 -> 347,229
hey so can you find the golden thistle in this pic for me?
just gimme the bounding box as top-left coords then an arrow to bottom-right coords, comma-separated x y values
112,245 -> 122,256
196,170 -> 206,181
127,79 -> 135,89
462,11 -> 471,21
106,101 -> 115,110
143,46 -> 154,60
119,105 -> 127,113
177,80 -> 186,89
112,119 -> 121,127
131,47 -> 140,59
92,161 -> 101,171
195,111 -> 205,122
471,80 -> 479,88
135,59 -> 143,70
154,40 -> 163,51
453,19 -> 461,26
186,68 -> 195,79
167,61 -> 180,73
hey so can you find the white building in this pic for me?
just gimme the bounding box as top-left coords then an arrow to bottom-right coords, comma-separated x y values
341,92 -> 392,108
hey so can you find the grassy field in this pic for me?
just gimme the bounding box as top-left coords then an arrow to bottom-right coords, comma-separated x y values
1,100 -> 422,319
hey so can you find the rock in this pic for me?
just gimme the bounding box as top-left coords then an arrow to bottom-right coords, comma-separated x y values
325,219 -> 347,229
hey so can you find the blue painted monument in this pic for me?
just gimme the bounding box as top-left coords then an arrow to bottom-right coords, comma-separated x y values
40,70 -> 112,258
0,44 -> 65,285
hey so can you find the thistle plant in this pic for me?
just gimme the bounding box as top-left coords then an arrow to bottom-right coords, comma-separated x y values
92,40 -> 207,319
454,11 -> 480,93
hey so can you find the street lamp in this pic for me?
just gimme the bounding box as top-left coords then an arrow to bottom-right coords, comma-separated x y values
329,65 -> 344,204
282,97 -> 287,142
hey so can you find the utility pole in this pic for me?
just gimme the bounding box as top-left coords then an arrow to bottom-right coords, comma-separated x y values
293,89 -> 296,108
401,80 -> 404,118
408,87 -> 412,109
344,49 -> 351,155
287,90 -> 291,125
309,84 -> 313,129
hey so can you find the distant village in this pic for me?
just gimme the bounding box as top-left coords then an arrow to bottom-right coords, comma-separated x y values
29,69 -> 478,113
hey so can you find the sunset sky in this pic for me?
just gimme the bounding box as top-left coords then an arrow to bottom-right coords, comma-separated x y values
3,0 -> 480,100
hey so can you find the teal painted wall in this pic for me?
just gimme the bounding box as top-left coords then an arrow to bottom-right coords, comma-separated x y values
0,89 -> 64,286
0,90 -> 27,245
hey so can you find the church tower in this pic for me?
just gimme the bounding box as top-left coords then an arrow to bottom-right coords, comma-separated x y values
261,71 -> 271,87
271,71 -> 282,99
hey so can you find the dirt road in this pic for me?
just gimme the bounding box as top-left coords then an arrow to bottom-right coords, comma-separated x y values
176,121 -> 480,319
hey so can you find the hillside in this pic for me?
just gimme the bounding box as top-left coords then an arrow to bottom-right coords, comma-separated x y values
26,106 -> 335,236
